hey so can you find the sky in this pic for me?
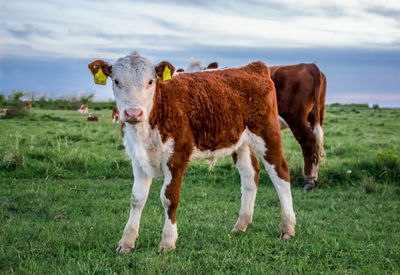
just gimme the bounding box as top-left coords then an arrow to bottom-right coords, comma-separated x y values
0,0 -> 399,106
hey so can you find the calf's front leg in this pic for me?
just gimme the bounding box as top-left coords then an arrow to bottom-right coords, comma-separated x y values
159,152 -> 189,252
117,162 -> 152,253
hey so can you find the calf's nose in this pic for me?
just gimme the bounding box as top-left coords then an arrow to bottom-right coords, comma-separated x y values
124,108 -> 144,123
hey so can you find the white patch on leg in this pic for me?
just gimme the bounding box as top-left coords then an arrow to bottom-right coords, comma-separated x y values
263,161 -> 296,238
233,145 -> 257,232
159,213 -> 178,251
117,162 -> 152,253
313,124 -> 325,165
159,166 -> 178,251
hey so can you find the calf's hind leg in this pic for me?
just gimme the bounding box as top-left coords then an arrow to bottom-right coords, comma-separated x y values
232,145 -> 260,233
251,127 -> 296,239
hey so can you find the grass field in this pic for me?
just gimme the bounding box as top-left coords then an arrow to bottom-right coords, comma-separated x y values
1,106 -> 399,274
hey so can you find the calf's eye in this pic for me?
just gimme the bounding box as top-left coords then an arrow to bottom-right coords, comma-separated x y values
114,79 -> 119,86
148,79 -> 153,85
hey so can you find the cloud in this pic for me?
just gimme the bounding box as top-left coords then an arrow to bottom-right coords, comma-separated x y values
4,24 -> 53,39
0,0 -> 399,60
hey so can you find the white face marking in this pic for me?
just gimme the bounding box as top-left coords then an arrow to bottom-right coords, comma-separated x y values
111,53 -> 156,123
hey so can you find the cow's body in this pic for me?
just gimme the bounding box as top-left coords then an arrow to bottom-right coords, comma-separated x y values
78,104 -> 89,114
0,109 -> 7,114
269,63 -> 326,190
88,53 -> 296,253
87,113 -> 99,121
112,106 -> 120,123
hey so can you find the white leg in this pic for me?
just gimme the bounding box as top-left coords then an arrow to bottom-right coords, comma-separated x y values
232,145 -> 258,232
117,162 -> 152,253
263,160 -> 296,238
159,167 -> 178,251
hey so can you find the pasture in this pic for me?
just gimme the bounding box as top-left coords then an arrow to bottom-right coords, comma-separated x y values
1,106 -> 399,273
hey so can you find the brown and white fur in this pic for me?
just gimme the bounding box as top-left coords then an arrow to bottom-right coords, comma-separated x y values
88,52 -> 296,253
112,106 -> 120,123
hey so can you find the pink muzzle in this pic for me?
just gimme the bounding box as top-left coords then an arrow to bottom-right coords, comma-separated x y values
124,108 -> 144,123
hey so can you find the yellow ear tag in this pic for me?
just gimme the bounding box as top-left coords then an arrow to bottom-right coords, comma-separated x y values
94,68 -> 107,85
163,65 -> 172,81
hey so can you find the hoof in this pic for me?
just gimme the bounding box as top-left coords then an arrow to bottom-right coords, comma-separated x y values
116,244 -> 134,253
232,227 -> 246,233
158,242 -> 176,252
280,232 -> 294,239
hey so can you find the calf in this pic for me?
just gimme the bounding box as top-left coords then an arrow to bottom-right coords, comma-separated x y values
112,106 -> 120,123
87,113 -> 99,121
270,63 -> 326,190
88,52 -> 296,253
78,104 -> 89,114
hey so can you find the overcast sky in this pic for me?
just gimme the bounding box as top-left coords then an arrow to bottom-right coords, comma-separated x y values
0,0 -> 399,106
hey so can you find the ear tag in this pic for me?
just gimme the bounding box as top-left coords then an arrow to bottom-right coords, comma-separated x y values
94,68 -> 107,85
163,65 -> 172,81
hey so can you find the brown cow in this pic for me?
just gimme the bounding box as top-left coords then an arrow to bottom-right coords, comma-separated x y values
206,62 -> 218,69
269,63 -> 326,190
87,113 -> 99,121
26,101 -> 32,110
112,106 -> 120,123
88,52 -> 296,253
0,109 -> 7,114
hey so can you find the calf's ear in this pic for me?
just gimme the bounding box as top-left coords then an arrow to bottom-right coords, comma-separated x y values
88,60 -> 112,85
155,61 -> 176,82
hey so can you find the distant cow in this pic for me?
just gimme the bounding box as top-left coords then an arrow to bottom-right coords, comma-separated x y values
112,106 -> 120,123
78,104 -> 89,114
206,62 -> 218,69
88,52 -> 296,253
179,59 -> 219,73
87,113 -> 99,121
0,109 -> 7,114
270,63 -> 326,190
26,101 -> 32,110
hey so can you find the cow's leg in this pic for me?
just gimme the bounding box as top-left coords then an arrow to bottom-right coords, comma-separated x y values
251,129 -> 296,239
117,162 -> 152,253
286,117 -> 318,190
159,151 -> 189,251
232,145 -> 260,233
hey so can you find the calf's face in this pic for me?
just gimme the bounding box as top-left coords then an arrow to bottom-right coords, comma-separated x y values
88,52 -> 175,125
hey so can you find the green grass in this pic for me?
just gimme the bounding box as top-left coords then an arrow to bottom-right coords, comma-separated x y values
1,107 -> 399,273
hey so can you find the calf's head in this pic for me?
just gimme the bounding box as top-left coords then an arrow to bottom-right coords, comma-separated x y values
88,52 -> 175,124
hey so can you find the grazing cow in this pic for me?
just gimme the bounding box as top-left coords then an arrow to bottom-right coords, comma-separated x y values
112,106 -> 120,123
269,63 -> 326,190
87,113 -> 99,121
26,101 -> 32,110
0,109 -> 7,114
88,52 -> 296,253
78,104 -> 89,114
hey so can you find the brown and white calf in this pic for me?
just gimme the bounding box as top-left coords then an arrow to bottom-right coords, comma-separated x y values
270,63 -> 326,190
87,113 -> 99,121
78,104 -> 89,114
112,106 -> 120,123
88,52 -> 296,253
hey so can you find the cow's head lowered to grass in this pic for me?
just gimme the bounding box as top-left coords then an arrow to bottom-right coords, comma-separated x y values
88,52 -> 175,124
